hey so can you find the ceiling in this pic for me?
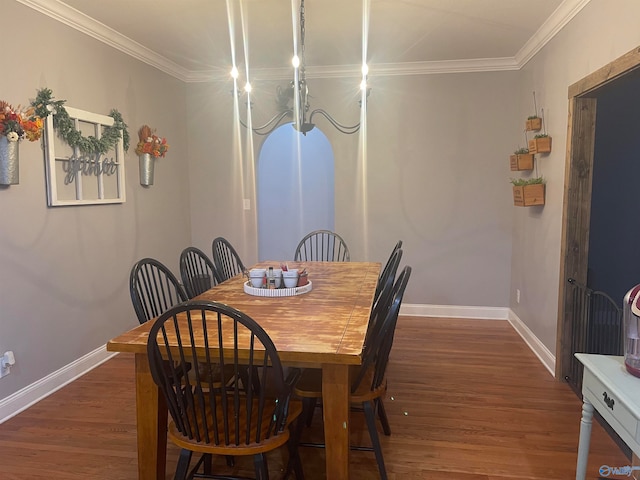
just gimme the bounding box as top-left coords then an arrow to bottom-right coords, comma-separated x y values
21,0 -> 590,82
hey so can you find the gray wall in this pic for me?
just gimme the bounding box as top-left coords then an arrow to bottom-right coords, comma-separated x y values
0,2 -> 191,400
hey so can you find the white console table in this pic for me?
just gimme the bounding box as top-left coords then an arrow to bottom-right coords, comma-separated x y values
575,354 -> 640,479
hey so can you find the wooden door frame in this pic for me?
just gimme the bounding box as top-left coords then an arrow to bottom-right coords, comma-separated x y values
556,46 -> 640,380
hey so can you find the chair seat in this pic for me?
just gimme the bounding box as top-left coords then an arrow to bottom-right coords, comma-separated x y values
187,363 -> 243,390
169,394 -> 303,456
293,366 -> 387,403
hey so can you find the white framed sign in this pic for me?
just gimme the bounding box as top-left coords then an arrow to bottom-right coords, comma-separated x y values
43,106 -> 126,206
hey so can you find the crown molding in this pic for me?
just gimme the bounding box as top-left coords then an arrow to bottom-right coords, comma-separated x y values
515,0 -> 592,68
184,58 -> 520,83
20,0 -> 591,83
16,0 -> 193,82
369,57 -> 520,76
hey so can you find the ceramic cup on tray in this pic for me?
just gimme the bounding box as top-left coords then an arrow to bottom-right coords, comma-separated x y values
282,269 -> 298,288
249,268 -> 266,288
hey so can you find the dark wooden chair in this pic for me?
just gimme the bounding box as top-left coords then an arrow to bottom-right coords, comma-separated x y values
374,240 -> 403,302
211,237 -> 246,282
293,266 -> 411,480
147,300 -> 305,480
179,247 -> 220,299
368,248 -> 403,354
293,230 -> 350,262
129,257 -> 188,324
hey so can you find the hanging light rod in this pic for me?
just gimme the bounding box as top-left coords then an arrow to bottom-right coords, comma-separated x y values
231,0 -> 370,136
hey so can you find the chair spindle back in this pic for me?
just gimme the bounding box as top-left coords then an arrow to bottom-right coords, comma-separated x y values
179,247 -> 220,299
129,257 -> 188,324
293,230 -> 350,262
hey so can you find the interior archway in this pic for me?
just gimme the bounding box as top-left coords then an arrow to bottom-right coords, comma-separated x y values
257,125 -> 335,261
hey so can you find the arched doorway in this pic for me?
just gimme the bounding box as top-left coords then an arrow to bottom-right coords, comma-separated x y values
257,125 -> 335,261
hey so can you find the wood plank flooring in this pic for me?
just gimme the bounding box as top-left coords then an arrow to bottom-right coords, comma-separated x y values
0,317 -> 629,479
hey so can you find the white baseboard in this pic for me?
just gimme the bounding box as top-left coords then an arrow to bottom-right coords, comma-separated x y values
0,346 -> 117,424
401,303 -> 509,320
507,309 -> 556,377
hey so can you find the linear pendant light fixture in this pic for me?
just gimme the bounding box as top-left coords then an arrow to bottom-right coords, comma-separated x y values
231,0 -> 370,136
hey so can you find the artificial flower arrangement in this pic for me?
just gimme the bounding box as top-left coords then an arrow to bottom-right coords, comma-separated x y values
135,125 -> 169,158
0,100 -> 43,143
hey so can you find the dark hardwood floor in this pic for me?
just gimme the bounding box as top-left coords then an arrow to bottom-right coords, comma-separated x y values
0,317 -> 628,479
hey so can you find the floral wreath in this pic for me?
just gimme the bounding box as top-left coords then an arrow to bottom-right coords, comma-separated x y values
31,88 -> 130,155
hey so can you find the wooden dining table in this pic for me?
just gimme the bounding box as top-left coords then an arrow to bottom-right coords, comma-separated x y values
107,260 -> 381,479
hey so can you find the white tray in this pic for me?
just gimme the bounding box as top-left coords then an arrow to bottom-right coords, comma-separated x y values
243,280 -> 312,297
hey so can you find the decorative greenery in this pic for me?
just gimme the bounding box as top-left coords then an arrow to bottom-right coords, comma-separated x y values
534,133 -> 549,138
527,115 -> 540,120
31,88 -> 129,154
135,125 -> 169,158
0,100 -> 43,142
511,177 -> 545,186
514,147 -> 529,154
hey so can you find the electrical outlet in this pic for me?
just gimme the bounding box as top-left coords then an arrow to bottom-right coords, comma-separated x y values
516,289 -> 521,304
0,351 -> 15,379
243,199 -> 250,210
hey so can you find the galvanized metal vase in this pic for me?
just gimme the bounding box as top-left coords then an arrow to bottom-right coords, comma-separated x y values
0,136 -> 19,185
139,153 -> 155,186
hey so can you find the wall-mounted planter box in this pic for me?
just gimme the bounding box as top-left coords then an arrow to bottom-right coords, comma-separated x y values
528,136 -> 552,154
513,184 -> 545,207
526,117 -> 542,131
510,153 -> 534,171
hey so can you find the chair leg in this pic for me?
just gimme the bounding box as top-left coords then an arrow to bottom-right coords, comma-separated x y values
284,421 -> 305,479
377,398 -> 391,436
204,453 -> 213,474
363,400 -> 388,480
253,452 -> 268,480
174,449 -> 193,480
302,397 -> 317,427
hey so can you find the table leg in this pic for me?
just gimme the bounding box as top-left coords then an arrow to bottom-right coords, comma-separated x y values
575,400 -> 594,480
322,363 -> 350,479
135,353 -> 168,480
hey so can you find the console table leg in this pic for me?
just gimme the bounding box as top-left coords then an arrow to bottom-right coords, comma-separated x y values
576,400 -> 594,480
